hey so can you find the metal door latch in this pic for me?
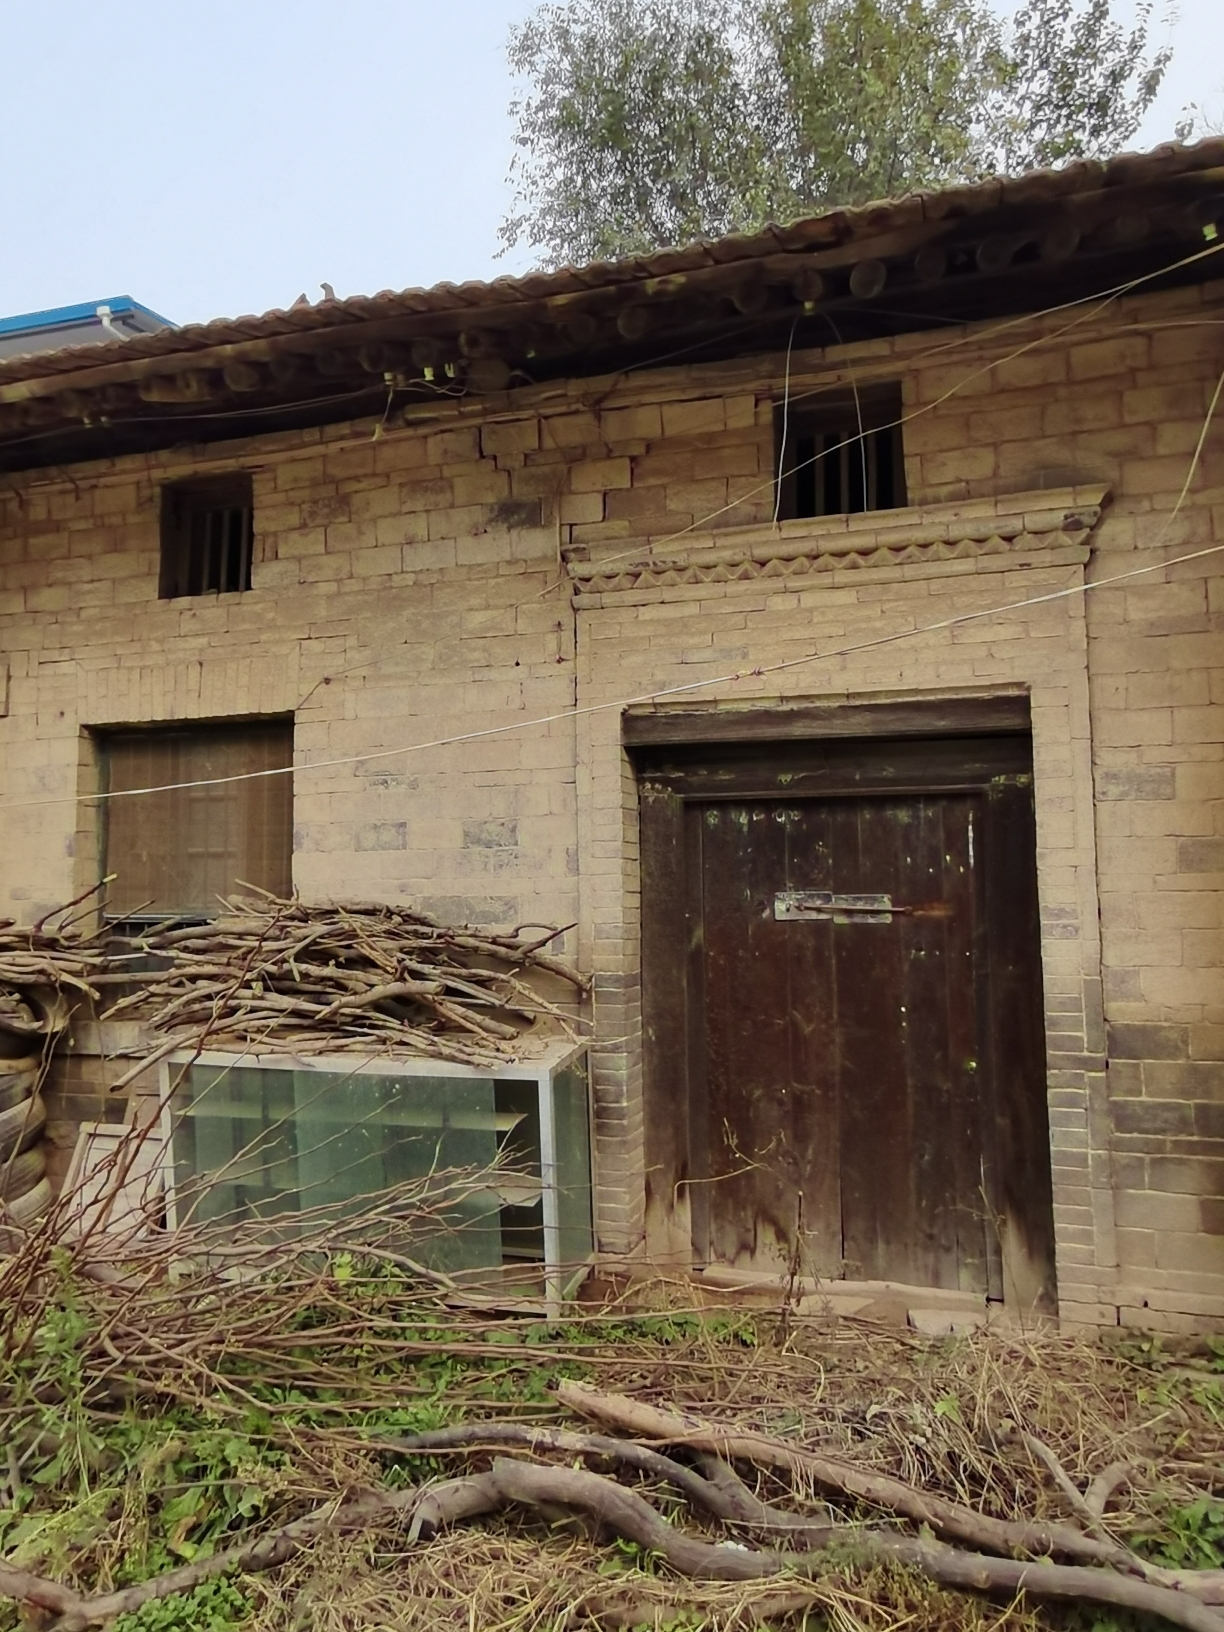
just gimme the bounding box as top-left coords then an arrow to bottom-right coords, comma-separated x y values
774,891 -> 894,924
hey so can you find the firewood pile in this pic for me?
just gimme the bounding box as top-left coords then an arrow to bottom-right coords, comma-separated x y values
100,892 -> 589,1066
0,913 -> 105,1232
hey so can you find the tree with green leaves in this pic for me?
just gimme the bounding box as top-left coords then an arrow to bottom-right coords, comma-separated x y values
502,0 -> 1172,266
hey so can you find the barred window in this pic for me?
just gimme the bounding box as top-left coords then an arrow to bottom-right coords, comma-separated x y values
159,475 -> 253,598
775,387 -> 906,520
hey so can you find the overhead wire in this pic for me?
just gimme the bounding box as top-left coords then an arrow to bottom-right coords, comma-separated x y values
1,245 -> 1218,503
6,535 -> 1221,814
771,319 -> 798,526
2,243 -> 1223,815
579,237 -> 1224,573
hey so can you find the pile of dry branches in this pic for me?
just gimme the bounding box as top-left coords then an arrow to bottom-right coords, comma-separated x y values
11,1385 -> 1218,1632
2,1191 -> 1223,1632
99,891 -> 590,1066
0,910 -> 103,1050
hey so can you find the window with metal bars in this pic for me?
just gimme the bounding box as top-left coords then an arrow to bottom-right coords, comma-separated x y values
159,475 -> 254,598
775,387 -> 906,521
99,718 -> 293,931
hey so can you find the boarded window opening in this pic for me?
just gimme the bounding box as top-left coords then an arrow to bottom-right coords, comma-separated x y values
100,719 -> 293,928
160,475 -> 254,598
775,387 -> 906,520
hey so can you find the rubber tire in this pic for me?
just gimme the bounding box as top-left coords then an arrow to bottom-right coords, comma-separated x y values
0,1143 -> 46,1202
0,1095 -> 45,1161
5,1175 -> 52,1227
0,1059 -> 39,1112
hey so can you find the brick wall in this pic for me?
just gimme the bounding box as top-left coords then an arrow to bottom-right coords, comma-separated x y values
1,276 -> 1220,1328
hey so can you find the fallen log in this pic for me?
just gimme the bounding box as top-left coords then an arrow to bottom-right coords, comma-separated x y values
556,1380 -> 1224,1601
378,1422 -> 834,1538
556,1380 -> 1136,1569
6,1458 -> 1221,1632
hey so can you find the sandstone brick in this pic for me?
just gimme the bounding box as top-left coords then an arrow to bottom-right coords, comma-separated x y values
425,427 -> 480,464
571,458 -> 632,494
1122,383 -> 1210,424
400,477 -> 455,511
560,493 -> 604,526
1095,765 -> 1175,800
661,399 -> 726,437
1067,336 -> 1149,380
453,468 -> 511,507
920,447 -> 996,485
481,419 -> 539,458
542,410 -> 602,448
602,405 -> 662,443
1154,1230 -> 1224,1274
1179,837 -> 1224,874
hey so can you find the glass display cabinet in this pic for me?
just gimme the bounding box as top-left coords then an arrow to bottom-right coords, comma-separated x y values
158,1040 -> 593,1307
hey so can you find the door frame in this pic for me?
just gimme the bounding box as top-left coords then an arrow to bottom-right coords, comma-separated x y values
628,696 -> 1057,1309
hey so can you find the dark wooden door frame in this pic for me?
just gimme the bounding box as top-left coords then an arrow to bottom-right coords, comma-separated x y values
631,715 -> 1056,1308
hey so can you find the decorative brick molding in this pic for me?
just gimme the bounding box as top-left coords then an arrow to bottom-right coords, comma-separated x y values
566,486 -> 1109,603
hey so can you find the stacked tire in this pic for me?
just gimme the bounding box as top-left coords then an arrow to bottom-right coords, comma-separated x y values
0,1054 -> 51,1229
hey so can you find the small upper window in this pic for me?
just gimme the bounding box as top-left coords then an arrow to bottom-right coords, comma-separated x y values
160,474 -> 254,598
775,387 -> 905,521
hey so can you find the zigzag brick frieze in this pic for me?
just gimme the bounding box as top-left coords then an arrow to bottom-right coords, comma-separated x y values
566,487 -> 1109,599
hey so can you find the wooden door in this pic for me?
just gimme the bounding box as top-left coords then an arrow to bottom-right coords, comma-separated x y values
635,718 -> 1056,1308
694,793 -> 986,1290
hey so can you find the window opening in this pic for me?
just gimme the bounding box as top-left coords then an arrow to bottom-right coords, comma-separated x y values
775,386 -> 906,521
99,718 -> 293,930
160,475 -> 254,598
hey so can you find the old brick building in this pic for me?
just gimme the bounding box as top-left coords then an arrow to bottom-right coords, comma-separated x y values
1,139 -> 1222,1330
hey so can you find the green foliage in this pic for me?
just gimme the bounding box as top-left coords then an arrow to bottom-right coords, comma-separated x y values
502,0 -> 1172,265
751,0 -> 1004,216
1137,1497 -> 1224,1572
504,0 -> 764,262
983,0 -> 1172,173
110,1579 -> 251,1632
1107,1331 -> 1224,1426
0,1272 -> 618,1618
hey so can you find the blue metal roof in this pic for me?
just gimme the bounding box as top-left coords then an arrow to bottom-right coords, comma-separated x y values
0,296 -> 173,337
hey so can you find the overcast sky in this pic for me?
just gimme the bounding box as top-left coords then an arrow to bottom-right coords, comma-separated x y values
1,0 -> 1218,330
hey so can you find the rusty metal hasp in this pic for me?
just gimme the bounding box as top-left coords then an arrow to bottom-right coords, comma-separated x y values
773,891 -> 894,924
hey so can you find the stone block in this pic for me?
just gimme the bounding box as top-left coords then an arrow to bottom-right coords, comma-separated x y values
354,822 -> 408,851
1147,1155 -> 1224,1195
602,406 -> 663,443
482,419 -> 540,458
1112,1099 -> 1195,1137
1108,1022 -> 1189,1060
463,819 -> 519,849
1095,765 -> 1175,801
1178,837 -> 1224,874
571,458 -> 632,494
425,428 -> 481,464
661,399 -> 725,437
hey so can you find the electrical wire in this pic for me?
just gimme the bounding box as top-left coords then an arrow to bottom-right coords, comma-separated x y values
772,319 -> 798,526
2,244 -> 1222,815
582,238 -> 1224,574
3,250 -> 1219,504
6,535 -> 1221,814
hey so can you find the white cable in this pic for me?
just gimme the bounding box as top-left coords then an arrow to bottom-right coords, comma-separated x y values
772,318 -> 797,527
5,537 -> 1221,813
4,247 -> 1222,816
